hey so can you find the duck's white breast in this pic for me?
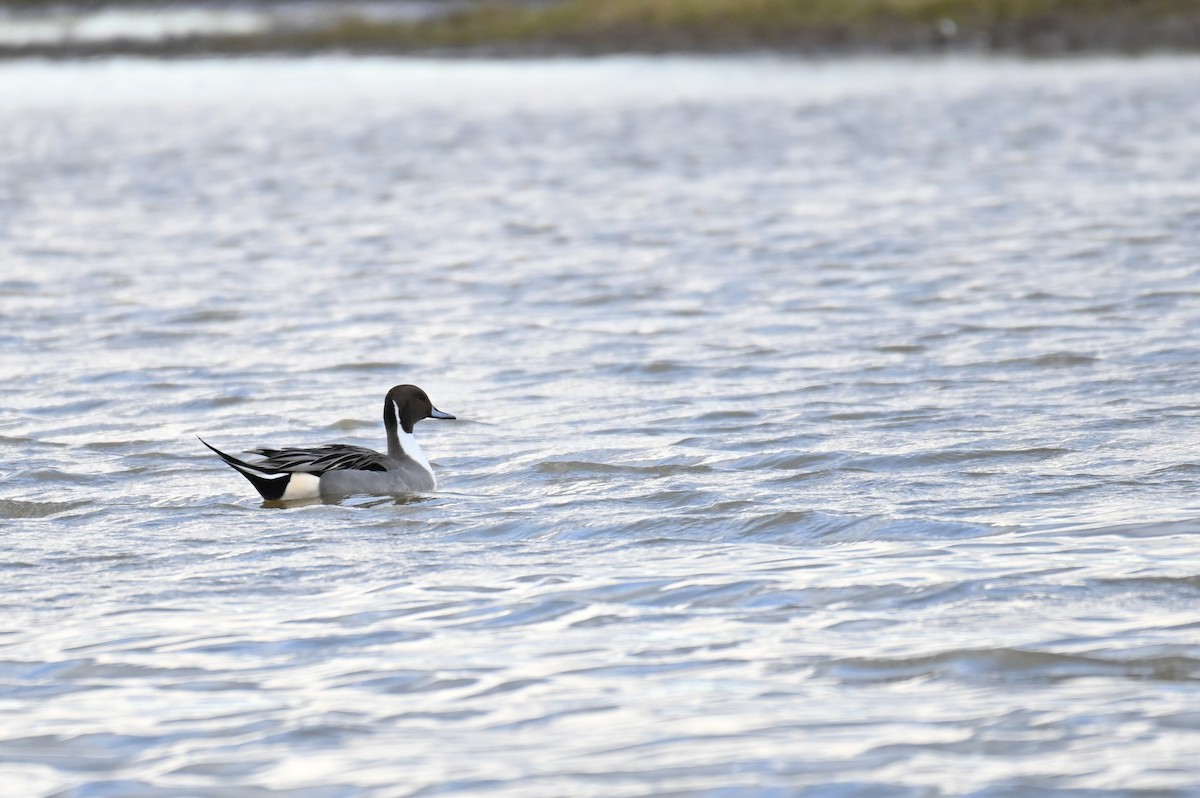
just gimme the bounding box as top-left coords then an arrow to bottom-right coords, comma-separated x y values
398,430 -> 436,489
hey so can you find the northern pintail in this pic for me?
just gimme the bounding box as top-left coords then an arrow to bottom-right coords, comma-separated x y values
201,384 -> 455,501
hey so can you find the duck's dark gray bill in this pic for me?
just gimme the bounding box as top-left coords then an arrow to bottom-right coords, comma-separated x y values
430,407 -> 456,420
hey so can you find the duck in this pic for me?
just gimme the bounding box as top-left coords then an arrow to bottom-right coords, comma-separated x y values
200,384 -> 455,501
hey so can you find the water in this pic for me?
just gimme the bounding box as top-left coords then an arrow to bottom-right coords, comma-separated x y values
2,55 -> 1200,796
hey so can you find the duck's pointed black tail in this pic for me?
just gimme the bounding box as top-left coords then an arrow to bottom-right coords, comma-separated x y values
199,436 -> 291,501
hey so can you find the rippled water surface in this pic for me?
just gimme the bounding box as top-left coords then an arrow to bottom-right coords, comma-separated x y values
3,56 -> 1200,796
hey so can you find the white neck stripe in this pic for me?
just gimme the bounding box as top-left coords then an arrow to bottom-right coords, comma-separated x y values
398,429 -> 434,483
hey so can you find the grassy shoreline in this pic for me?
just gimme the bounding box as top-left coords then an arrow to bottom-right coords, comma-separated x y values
2,0 -> 1199,57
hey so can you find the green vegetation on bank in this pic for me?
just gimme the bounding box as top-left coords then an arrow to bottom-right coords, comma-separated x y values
3,0 -> 1199,55
307,0 -> 1199,53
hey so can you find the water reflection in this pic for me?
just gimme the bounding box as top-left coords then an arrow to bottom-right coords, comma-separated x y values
0,2 -> 466,47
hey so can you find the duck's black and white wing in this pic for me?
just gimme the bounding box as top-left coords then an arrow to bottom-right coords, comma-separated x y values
246,444 -> 389,474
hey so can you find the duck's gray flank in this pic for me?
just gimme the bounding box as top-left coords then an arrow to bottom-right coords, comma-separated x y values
201,384 -> 455,501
